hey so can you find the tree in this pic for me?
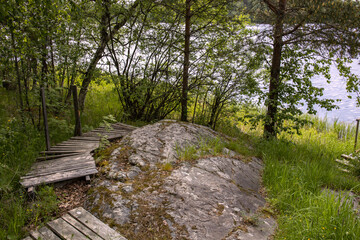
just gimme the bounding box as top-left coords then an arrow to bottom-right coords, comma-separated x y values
250,0 -> 360,137
161,0 -> 233,121
106,1 -> 183,121
78,0 -> 143,111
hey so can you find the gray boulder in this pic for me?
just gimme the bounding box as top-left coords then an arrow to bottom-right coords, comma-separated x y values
85,120 -> 276,240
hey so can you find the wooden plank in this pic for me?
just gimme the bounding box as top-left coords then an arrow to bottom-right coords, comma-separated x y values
30,230 -> 44,239
70,137 -> 100,141
22,163 -> 97,181
62,214 -> 103,240
335,159 -> 354,168
22,161 -> 96,179
26,160 -> 95,176
29,154 -> 93,170
38,226 -> 61,240
41,150 -> 85,155
25,156 -> 94,172
21,167 -> 98,188
21,162 -> 96,179
69,207 -> 126,240
22,236 -> 32,240
56,141 -> 99,146
49,145 -> 98,151
37,153 -> 82,161
48,147 -> 91,151
112,122 -> 137,129
47,218 -> 89,240
338,167 -> 350,173
341,154 -> 355,160
82,133 -> 101,136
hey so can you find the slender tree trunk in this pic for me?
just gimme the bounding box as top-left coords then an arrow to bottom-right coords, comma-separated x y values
50,38 -> 56,86
78,0 -> 141,111
200,89 -> 208,123
31,57 -> 38,89
10,28 -> 25,123
264,0 -> 286,138
181,0 -> 191,122
192,87 -> 200,123
208,94 -> 220,129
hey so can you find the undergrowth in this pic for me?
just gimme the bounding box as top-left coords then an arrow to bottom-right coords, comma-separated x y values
217,116 -> 360,240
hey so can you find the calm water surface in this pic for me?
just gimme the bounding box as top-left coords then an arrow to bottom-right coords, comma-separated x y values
311,60 -> 360,123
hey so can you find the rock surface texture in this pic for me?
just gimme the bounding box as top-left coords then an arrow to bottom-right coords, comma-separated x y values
85,120 -> 276,240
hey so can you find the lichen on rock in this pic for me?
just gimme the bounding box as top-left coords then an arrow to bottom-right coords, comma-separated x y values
85,120 -> 276,240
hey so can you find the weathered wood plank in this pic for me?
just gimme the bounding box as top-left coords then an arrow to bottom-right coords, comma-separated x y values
69,207 -> 126,240
21,162 -> 96,179
70,136 -> 101,141
55,143 -> 99,148
338,167 -> 350,173
341,154 -> 356,161
47,218 -> 89,240
37,153 -> 82,161
25,160 -> 95,176
22,164 -> 97,180
29,230 -> 44,239
27,156 -> 94,171
48,147 -> 91,151
112,122 -> 137,129
335,159 -> 355,168
41,150 -> 85,155
62,214 -> 103,240
38,226 -> 61,240
21,167 -> 98,188
28,154 -> 93,170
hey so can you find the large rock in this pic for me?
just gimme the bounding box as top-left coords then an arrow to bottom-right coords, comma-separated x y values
85,120 -> 276,240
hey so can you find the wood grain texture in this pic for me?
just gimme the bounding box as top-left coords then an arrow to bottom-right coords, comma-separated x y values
69,207 -> 127,240
38,226 -> 61,240
62,214 -> 103,240
47,218 -> 89,240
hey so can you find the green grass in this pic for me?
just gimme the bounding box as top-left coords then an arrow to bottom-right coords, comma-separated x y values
82,83 -> 122,127
219,116 -> 360,240
0,116 -> 64,239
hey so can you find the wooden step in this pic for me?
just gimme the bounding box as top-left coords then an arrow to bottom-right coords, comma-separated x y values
23,207 -> 127,240
335,159 -> 355,168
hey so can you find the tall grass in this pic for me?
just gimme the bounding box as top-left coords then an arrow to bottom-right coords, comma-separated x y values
0,117 -> 59,239
230,116 -> 360,240
82,83 -> 122,127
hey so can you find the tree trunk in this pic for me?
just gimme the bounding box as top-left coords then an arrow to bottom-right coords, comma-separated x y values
208,96 -> 220,129
10,27 -> 25,125
181,0 -> 192,122
78,0 -> 141,111
264,0 -> 286,138
192,87 -> 200,123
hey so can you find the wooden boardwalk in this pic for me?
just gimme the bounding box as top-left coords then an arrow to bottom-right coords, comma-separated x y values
23,207 -> 126,240
20,122 -> 136,190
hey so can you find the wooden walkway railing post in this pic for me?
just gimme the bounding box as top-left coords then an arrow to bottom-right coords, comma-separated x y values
72,85 -> 82,136
40,87 -> 51,151
355,118 -> 360,151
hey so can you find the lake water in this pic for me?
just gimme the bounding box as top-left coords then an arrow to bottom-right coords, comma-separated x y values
310,60 -> 360,124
